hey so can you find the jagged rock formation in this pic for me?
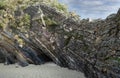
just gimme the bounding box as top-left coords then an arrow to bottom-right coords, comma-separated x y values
0,1 -> 120,78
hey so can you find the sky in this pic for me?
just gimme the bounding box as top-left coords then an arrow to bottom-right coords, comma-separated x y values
58,0 -> 120,19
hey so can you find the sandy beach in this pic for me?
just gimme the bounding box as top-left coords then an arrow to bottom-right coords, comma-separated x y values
0,63 -> 85,78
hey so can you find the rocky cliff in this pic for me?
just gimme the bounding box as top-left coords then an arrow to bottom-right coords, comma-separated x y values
0,0 -> 120,78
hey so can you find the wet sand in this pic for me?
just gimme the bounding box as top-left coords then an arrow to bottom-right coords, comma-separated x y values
0,63 -> 85,78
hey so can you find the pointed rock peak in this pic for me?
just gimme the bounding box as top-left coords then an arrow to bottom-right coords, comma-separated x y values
117,8 -> 120,16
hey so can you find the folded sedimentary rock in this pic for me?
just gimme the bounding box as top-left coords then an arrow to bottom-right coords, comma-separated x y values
0,3 -> 120,78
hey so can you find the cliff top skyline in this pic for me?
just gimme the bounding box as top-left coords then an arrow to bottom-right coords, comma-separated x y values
58,0 -> 120,19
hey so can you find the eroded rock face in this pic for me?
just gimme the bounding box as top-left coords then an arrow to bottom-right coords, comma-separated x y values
0,50 -> 5,63
0,3 -> 120,78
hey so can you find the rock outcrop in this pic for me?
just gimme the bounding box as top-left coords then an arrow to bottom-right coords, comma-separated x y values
0,1 -> 120,78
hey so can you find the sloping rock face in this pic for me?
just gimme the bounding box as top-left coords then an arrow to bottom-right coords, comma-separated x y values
0,50 -> 5,63
0,3 -> 120,78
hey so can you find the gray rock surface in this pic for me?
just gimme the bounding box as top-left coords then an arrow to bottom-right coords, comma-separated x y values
0,3 -> 120,78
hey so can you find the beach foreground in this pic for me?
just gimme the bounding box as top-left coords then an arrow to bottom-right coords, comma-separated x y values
0,63 -> 85,78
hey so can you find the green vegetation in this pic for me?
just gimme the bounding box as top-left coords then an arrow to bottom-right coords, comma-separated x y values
10,13 -> 31,32
44,17 -> 58,26
0,0 -> 71,38
51,1 -> 68,14
21,14 -> 31,27
0,0 -> 68,31
110,57 -> 120,63
0,0 -> 7,10
0,23 -> 3,29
